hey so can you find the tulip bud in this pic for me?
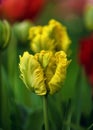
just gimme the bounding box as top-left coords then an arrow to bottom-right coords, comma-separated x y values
13,20 -> 33,44
19,50 -> 71,95
0,20 -> 11,50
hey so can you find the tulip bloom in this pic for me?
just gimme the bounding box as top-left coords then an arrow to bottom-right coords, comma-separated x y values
78,34 -> 93,87
19,50 -> 70,95
29,19 -> 71,53
0,0 -> 46,23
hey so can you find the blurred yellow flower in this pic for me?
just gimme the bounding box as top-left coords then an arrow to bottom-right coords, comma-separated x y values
29,19 -> 71,53
19,50 -> 71,95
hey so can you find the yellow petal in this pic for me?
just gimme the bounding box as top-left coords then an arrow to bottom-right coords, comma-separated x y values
35,50 -> 53,68
48,51 -> 70,95
19,51 -> 47,95
29,26 -> 42,39
48,19 -> 71,52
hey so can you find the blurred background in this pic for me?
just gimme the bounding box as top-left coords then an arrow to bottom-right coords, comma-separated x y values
0,0 -> 93,130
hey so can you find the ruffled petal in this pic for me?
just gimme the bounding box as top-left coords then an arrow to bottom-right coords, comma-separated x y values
19,51 -> 47,95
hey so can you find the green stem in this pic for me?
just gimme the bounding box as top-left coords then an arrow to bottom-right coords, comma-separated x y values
43,95 -> 49,130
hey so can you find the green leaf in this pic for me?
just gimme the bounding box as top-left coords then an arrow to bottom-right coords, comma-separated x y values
0,66 -> 11,130
80,70 -> 92,115
48,95 -> 63,130
61,55 -> 80,100
25,108 -> 44,130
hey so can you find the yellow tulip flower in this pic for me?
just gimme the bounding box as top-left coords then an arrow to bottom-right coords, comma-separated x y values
19,50 -> 71,95
29,19 -> 71,53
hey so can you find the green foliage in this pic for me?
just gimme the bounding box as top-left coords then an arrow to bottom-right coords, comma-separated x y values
25,108 -> 44,130
0,66 -> 11,130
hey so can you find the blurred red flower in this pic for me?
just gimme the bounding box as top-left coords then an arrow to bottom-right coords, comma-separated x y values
54,0 -> 87,19
0,0 -> 46,23
78,34 -> 93,87
87,0 -> 93,5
